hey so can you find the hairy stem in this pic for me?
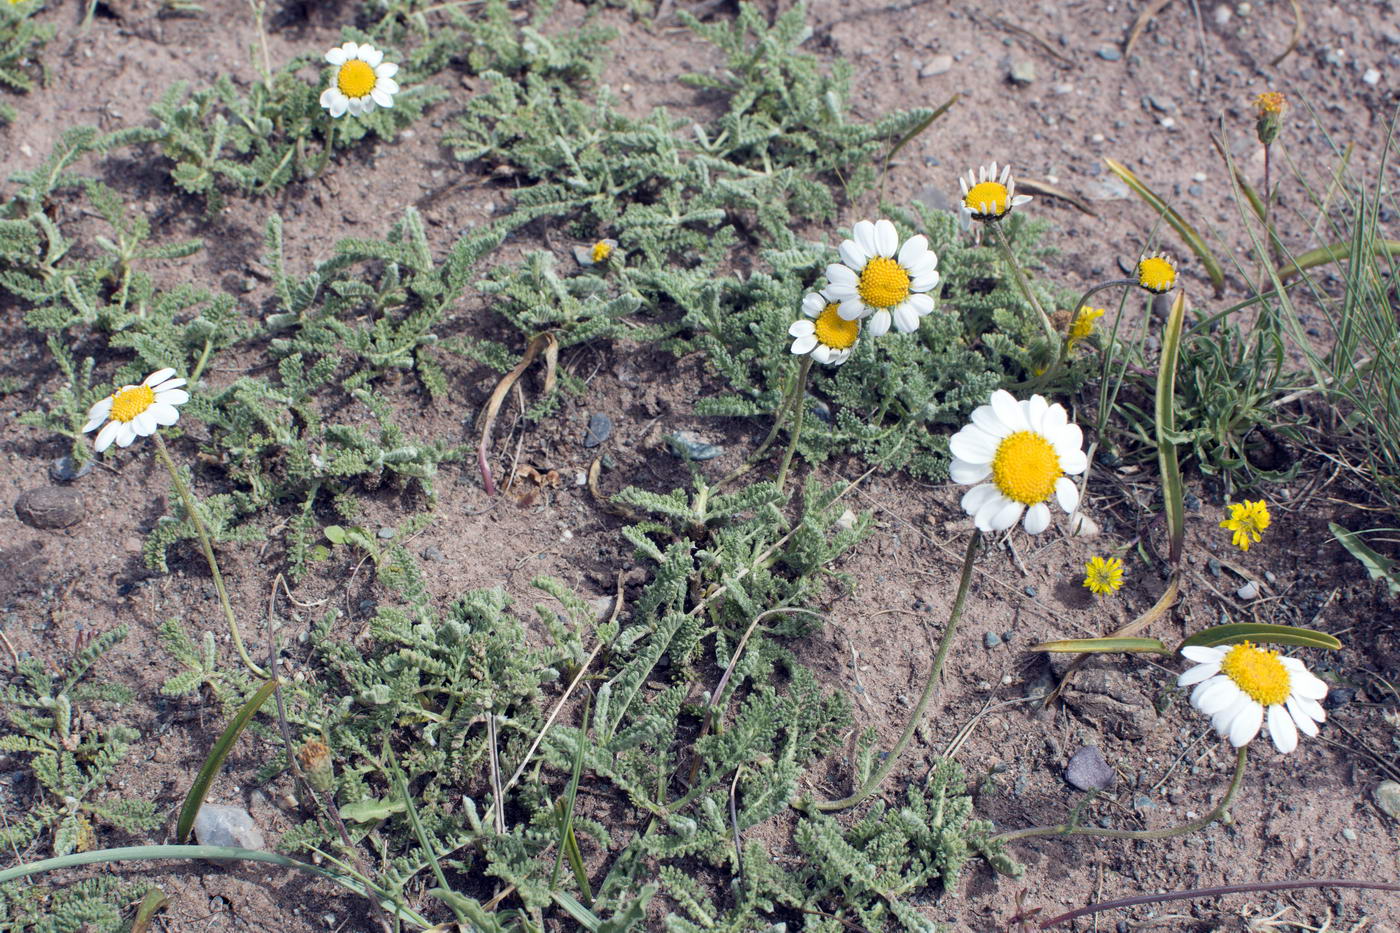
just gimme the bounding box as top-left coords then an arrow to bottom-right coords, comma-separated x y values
153,434 -> 267,679
991,221 -> 1057,349
774,355 -> 813,493
812,530 -> 981,812
994,744 -> 1247,845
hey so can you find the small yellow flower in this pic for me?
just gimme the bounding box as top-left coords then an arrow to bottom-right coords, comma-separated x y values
590,239 -> 614,263
1254,91 -> 1286,115
1220,499 -> 1271,552
1136,254 -> 1177,293
1082,556 -> 1124,596
1068,306 -> 1105,345
1253,91 -> 1286,145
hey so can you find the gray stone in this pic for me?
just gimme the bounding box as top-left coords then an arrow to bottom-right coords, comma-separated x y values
1341,827 -> 1358,841
1065,746 -> 1115,791
584,413 -> 613,448
376,527 -> 395,540
193,803 -> 266,850
1184,493 -> 1201,511
666,431 -> 724,461
1207,557 -> 1223,577
1363,68 -> 1381,87
1375,781 -> 1400,820
1008,59 -> 1036,85
14,486 -> 85,530
1097,46 -> 1122,61
48,456 -> 92,483
983,632 -> 1002,648
1132,794 -> 1157,811
920,54 -> 953,78
1236,581 -> 1259,600
421,545 -> 445,562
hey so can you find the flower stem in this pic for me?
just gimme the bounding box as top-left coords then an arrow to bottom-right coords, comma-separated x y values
990,221 -> 1058,349
811,530 -> 982,812
774,355 -> 813,493
718,355 -> 805,490
992,744 -> 1248,845
153,435 -> 267,679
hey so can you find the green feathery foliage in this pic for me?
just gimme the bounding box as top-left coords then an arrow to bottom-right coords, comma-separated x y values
0,875 -> 152,933
0,0 -> 53,125
0,627 -> 161,857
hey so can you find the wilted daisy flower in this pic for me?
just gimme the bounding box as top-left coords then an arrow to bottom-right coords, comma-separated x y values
825,219 -> 939,337
320,42 -> 400,118
789,291 -> 859,366
959,162 -> 1033,223
1082,556 -> 1124,596
83,368 -> 189,452
1135,254 -> 1177,293
1068,306 -> 1105,345
950,389 -> 1089,534
1220,499 -> 1271,552
1178,642 -> 1327,753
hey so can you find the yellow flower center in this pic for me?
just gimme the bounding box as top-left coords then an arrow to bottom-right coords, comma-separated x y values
591,240 -> 614,263
813,302 -> 859,350
109,385 -> 155,423
1137,257 -> 1176,292
991,431 -> 1061,506
856,256 -> 911,309
965,180 -> 1010,216
337,60 -> 377,99
1254,91 -> 1286,114
1220,641 -> 1291,707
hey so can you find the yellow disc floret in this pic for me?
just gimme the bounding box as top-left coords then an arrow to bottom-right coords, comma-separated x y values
1136,256 -> 1177,293
1254,91 -> 1286,115
813,303 -> 859,350
964,181 -> 1010,217
109,385 -> 156,423
991,431 -> 1062,505
1220,641 -> 1291,706
856,256 -> 911,309
337,60 -> 377,99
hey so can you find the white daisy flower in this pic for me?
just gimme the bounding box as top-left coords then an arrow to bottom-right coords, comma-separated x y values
1178,642 -> 1328,753
959,162 -> 1033,223
824,219 -> 939,337
789,291 -> 859,366
949,389 -> 1088,534
83,368 -> 190,453
320,42 -> 401,119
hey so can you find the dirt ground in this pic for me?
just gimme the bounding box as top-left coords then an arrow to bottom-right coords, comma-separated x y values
3,0 -> 1399,930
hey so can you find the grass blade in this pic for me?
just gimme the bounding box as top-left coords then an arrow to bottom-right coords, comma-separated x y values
130,888 -> 168,933
1328,523 -> 1400,596
1278,239 -> 1400,282
176,678 -> 278,844
1030,637 -> 1170,654
1179,623 -> 1342,651
1104,158 -> 1225,294
1156,291 -> 1188,565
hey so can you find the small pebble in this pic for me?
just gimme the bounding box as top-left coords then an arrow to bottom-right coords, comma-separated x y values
1008,59 -> 1036,85
1342,827 -> 1358,841
421,545 -> 445,562
1184,493 -> 1201,511
1065,746 -> 1116,791
49,456 -> 92,483
1264,570 -> 1277,584
1363,68 -> 1381,87
193,803 -> 266,850
1212,4 -> 1232,26
583,413 -> 613,448
1097,46 -> 1122,61
984,632 -> 1003,648
1324,687 -> 1355,710
920,54 -> 953,77
1375,781 -> 1400,820
666,431 -> 724,461
1207,557 -> 1223,577
14,486 -> 86,530
1133,795 -> 1157,811
1023,585 -> 1038,598
377,527 -> 395,540
1236,581 -> 1259,600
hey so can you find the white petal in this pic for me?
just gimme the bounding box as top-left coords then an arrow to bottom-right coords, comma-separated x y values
361,46 -> 383,68
837,298 -> 868,321
83,397 -> 113,431
905,252 -> 938,278
960,483 -> 1000,515
376,62 -> 399,79
905,292 -> 934,315
1292,695 -> 1326,724
811,344 -> 832,363
949,459 -> 991,485
826,263 -> 857,287
1024,395 -> 1049,433
988,499 -> 1025,532
873,219 -> 898,257
1212,692 -> 1251,735
866,310 -> 891,337
891,302 -> 920,333
144,368 -> 176,386
949,425 -> 1000,463
1181,645 -> 1226,664
852,220 -> 878,258
826,283 -> 858,302
1023,502 -> 1051,534
973,492 -> 1012,531
114,423 -> 140,448
802,293 -> 826,317
154,388 -> 189,406
376,77 -> 400,96
1286,696 -> 1320,736
1059,447 -> 1089,475
1053,422 -> 1086,459
790,334 -> 818,355
990,390 -> 1029,432
326,47 -> 348,65
371,88 -> 395,109
1195,676 -> 1239,715
1228,701 -> 1264,747
970,404 -> 1010,438
95,420 -> 121,453
1267,704 -> 1298,753
1041,402 -> 1068,435
341,40 -> 359,57
789,319 -> 815,338
153,377 -> 187,392
898,234 -> 929,267
149,403 -> 181,427
321,86 -> 337,108
911,270 -> 941,293
1054,476 -> 1079,513
839,239 -> 868,269
133,409 -> 159,436
1012,194 -> 1033,207
328,93 -> 349,118
1291,670 -> 1328,700
1177,662 -> 1220,687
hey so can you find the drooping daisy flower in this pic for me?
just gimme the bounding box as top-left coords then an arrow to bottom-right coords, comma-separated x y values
1135,254 -> 1177,293
824,219 -> 939,337
959,162 -> 1033,223
1178,642 -> 1327,753
1068,306 -> 1105,346
83,368 -> 189,453
1220,499 -> 1271,552
789,291 -> 859,366
1082,555 -> 1124,596
949,389 -> 1089,534
320,42 -> 400,119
